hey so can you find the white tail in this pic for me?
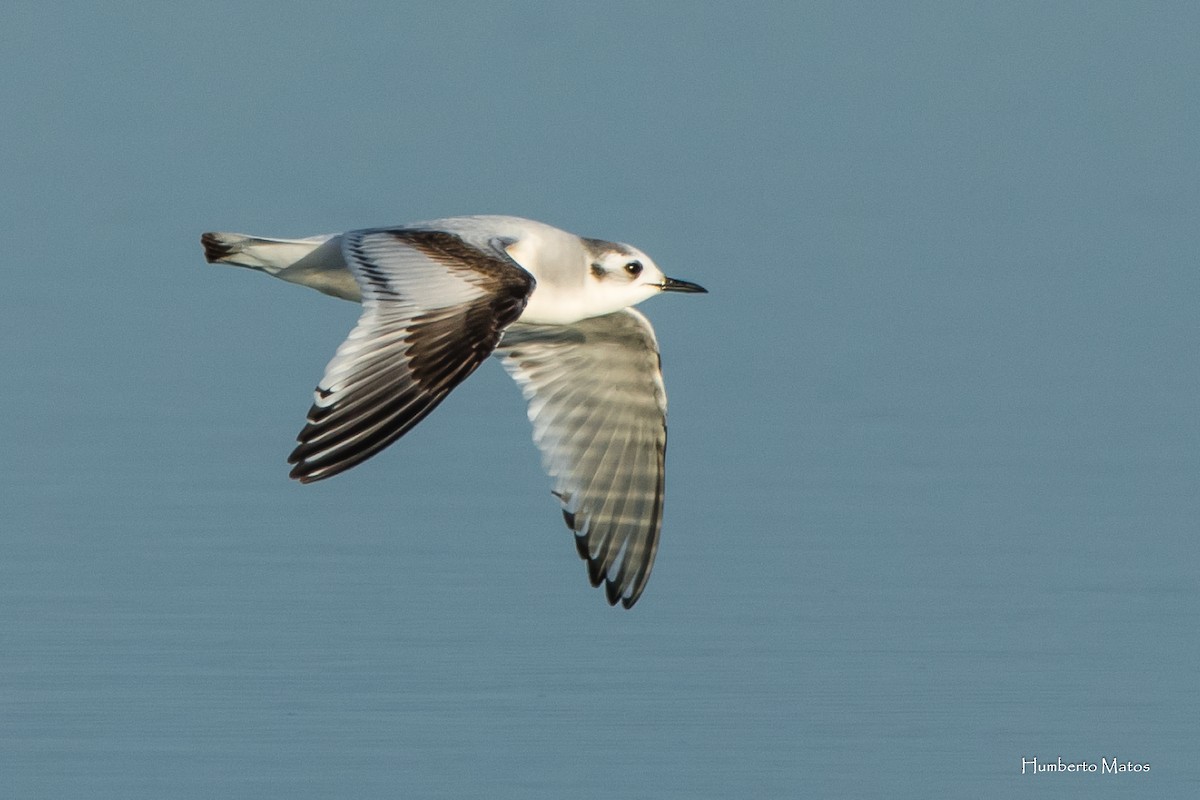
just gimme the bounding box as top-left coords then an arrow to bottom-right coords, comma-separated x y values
200,232 -> 335,275
200,231 -> 360,301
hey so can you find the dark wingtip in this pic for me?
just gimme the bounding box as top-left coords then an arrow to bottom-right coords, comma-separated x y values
288,449 -> 335,483
571,531 -> 640,608
288,463 -> 317,483
586,558 -> 605,588
287,444 -> 330,484
604,580 -> 623,606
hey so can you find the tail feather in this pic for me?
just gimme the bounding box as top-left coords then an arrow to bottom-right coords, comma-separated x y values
199,232 -> 334,275
200,232 -> 243,263
200,230 -> 359,301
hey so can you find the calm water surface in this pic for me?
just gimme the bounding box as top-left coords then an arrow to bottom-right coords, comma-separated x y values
3,4 -> 1198,798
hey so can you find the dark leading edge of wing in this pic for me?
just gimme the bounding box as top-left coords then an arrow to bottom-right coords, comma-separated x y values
496,310 -> 669,608
287,228 -> 534,483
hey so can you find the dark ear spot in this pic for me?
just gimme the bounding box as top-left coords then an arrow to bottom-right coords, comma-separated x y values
590,263 -> 605,278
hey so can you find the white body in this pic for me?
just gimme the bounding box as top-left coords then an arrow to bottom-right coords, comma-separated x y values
205,215 -> 666,325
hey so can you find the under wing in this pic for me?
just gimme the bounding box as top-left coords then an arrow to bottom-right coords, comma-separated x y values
496,309 -> 668,608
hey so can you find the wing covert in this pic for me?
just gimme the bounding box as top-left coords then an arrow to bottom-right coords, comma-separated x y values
288,228 -> 534,482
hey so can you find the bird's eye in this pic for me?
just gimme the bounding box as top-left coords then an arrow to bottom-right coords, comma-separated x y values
624,261 -> 643,277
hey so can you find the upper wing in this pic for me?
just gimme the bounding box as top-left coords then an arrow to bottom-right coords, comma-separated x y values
288,228 -> 534,483
495,309 -> 668,608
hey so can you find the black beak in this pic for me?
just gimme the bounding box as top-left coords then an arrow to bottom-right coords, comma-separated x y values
659,276 -> 708,294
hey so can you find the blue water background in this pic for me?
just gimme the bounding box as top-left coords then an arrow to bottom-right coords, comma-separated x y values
2,4 -> 1197,797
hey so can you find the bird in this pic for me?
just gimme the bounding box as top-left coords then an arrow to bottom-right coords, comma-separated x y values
200,215 -> 705,608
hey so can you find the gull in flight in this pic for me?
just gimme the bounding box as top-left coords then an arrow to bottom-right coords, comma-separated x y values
201,215 -> 705,607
